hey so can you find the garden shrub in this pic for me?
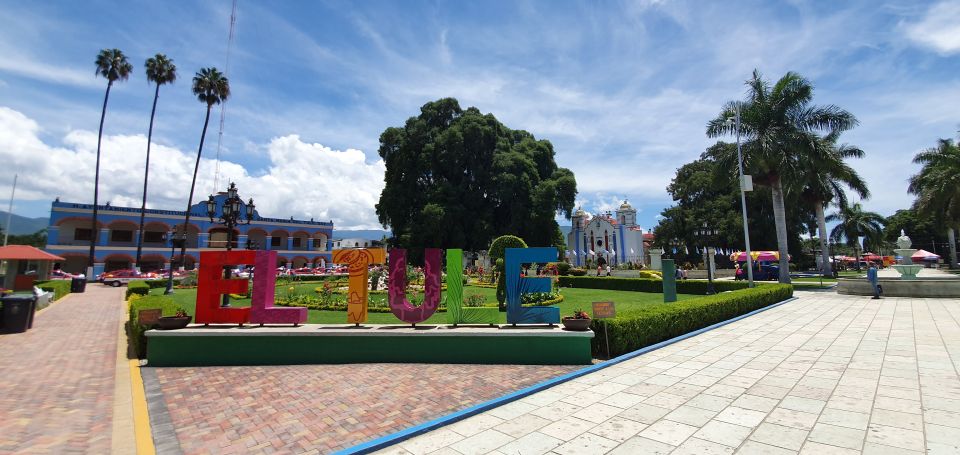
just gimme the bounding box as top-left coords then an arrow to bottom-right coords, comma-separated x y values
569,268 -> 587,276
591,284 -> 793,357
36,280 -> 70,301
556,262 -> 572,276
557,276 -> 749,294
637,270 -> 662,280
126,281 -> 151,299
126,294 -> 180,359
143,279 -> 181,289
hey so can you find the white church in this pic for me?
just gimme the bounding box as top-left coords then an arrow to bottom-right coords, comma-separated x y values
567,201 -> 645,267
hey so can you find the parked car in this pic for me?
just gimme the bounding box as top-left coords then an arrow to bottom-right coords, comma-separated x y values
50,270 -> 75,280
98,269 -> 156,287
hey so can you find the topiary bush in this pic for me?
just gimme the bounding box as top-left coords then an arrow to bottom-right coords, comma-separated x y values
488,235 -> 527,310
126,294 -> 181,358
126,280 -> 151,299
591,284 -> 793,356
569,268 -> 587,276
556,262 -> 572,275
637,270 -> 662,280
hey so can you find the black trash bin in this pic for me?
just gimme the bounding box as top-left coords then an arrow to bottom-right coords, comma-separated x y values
71,277 -> 87,293
1,294 -> 37,334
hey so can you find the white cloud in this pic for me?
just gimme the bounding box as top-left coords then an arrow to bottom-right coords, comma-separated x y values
902,1 -> 960,54
0,106 -> 386,230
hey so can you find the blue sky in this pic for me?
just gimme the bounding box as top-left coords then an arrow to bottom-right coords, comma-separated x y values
0,0 -> 957,233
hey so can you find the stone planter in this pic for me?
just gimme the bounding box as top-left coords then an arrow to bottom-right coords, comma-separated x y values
561,317 -> 591,331
157,316 -> 192,330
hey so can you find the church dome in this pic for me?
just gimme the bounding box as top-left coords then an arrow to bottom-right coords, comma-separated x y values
618,200 -> 633,210
574,207 -> 586,217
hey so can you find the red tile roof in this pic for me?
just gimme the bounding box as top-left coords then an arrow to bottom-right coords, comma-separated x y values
0,245 -> 65,261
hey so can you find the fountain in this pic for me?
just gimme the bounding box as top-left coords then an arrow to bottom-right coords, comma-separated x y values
892,230 -> 922,280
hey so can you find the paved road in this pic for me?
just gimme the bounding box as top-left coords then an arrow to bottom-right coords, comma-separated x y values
0,285 -> 126,454
381,291 -> 960,454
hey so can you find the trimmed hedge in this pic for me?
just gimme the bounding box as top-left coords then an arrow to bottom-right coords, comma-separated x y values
590,284 -> 793,357
142,279 -> 181,289
36,280 -> 71,301
127,294 -> 181,358
557,276 -> 749,294
126,281 -> 151,299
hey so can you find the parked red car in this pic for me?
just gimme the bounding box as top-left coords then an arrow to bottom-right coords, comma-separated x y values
98,269 -> 157,287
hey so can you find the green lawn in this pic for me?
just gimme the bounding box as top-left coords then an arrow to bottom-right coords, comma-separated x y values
149,283 -> 698,324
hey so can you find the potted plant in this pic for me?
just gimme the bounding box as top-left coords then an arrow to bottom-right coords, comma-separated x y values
157,307 -> 192,330
561,308 -> 592,331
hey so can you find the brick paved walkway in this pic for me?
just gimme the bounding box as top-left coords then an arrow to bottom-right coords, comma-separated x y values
145,363 -> 581,454
0,285 -> 126,454
383,292 -> 960,454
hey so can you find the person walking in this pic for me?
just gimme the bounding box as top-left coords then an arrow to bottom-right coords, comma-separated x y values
867,263 -> 881,299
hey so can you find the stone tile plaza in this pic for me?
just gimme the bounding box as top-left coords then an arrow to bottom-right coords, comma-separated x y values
1,2 -> 959,455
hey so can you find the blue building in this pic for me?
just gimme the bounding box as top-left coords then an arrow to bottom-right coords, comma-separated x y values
44,194 -> 334,277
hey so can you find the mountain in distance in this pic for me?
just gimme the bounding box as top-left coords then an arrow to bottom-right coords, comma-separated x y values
0,211 -> 48,235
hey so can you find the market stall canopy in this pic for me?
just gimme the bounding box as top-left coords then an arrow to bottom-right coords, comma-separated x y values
0,245 -> 64,261
861,253 -> 883,261
911,249 -> 940,260
729,251 -> 789,262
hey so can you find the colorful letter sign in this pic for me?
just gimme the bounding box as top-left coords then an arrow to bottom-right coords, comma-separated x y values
388,248 -> 441,324
195,250 -> 307,325
196,251 -> 255,324
505,247 -> 560,325
333,248 -> 386,324
250,251 -> 307,325
445,249 -> 499,325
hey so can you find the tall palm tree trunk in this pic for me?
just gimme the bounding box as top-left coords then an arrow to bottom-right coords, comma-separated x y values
179,104 -> 213,263
88,80 -> 113,278
770,177 -> 791,283
948,227 -> 958,269
815,202 -> 832,276
135,83 -> 161,271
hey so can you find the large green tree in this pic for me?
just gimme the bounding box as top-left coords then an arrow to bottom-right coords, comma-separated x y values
89,49 -> 132,276
135,54 -> 177,270
884,209 -> 948,254
908,138 -> 960,268
827,201 -> 885,269
795,131 -> 869,276
655,144 -> 813,268
376,98 -> 576,257
706,70 -> 857,283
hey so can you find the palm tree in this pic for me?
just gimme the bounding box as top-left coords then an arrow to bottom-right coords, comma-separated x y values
89,49 -> 133,277
827,201 -> 885,270
706,70 -> 857,283
135,54 -> 177,271
797,131 -> 869,276
908,138 -> 960,268
177,68 -> 230,263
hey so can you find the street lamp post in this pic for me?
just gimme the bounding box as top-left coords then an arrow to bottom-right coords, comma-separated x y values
206,182 -> 255,307
696,222 -> 719,294
164,231 -> 185,295
727,106 -> 755,288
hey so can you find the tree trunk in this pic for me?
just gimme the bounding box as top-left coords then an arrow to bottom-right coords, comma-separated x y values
135,82 -> 161,269
949,227 -> 958,269
816,202 -> 832,276
179,103 -> 213,261
770,177 -> 791,284
88,80 -> 113,276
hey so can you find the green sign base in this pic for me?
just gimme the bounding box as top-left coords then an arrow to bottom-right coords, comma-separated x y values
145,325 -> 595,366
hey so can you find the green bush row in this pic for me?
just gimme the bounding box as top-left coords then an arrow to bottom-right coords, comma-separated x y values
126,281 -> 151,299
126,294 -> 180,359
557,276 -> 749,294
142,279 -> 181,289
590,284 -> 793,357
36,280 -> 71,301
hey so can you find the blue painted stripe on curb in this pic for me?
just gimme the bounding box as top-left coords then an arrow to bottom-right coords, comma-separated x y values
337,295 -> 799,455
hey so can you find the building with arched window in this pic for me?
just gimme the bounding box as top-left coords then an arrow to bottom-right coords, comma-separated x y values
44,195 -> 333,276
